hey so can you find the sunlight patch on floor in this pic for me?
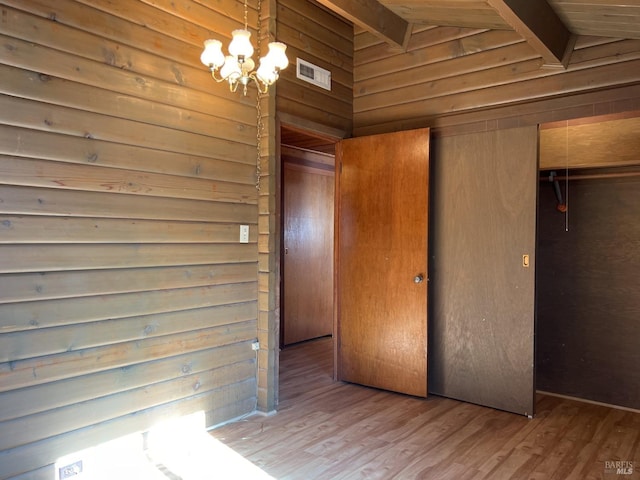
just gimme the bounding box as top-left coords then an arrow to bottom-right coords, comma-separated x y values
55,412 -> 275,480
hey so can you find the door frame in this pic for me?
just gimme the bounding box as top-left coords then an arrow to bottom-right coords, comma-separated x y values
277,115 -> 345,349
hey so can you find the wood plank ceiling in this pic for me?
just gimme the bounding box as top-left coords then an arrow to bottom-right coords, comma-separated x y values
316,0 -> 640,68
281,125 -> 341,154
379,0 -> 640,38
282,0 -> 640,153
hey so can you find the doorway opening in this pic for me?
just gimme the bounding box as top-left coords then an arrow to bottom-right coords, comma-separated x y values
535,111 -> 640,411
278,123 -> 340,355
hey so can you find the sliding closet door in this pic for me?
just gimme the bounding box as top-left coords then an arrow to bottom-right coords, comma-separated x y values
430,126 -> 538,416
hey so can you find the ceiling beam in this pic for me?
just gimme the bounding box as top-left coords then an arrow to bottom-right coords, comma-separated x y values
315,0 -> 411,49
487,0 -> 574,68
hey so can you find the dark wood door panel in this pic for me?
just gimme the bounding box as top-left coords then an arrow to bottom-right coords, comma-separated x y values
429,126 -> 538,416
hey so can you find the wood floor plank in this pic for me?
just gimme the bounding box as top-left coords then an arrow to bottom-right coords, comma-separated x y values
210,337 -> 640,479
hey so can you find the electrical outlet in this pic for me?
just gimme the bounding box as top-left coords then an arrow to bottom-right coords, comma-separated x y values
251,341 -> 260,351
58,460 -> 83,479
239,225 -> 249,243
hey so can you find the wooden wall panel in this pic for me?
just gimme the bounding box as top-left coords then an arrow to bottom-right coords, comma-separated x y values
537,174 -> 640,410
353,26 -> 640,136
0,1 -> 261,478
276,0 -> 353,135
0,360 -> 257,452
0,381 -> 257,480
0,264 -> 257,303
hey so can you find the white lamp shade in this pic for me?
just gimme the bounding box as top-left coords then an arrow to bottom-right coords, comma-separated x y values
200,39 -> 225,68
220,55 -> 242,81
256,57 -> 278,85
229,29 -> 254,59
265,42 -> 288,70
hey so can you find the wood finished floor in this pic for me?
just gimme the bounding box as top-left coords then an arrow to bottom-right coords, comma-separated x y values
211,337 -> 640,479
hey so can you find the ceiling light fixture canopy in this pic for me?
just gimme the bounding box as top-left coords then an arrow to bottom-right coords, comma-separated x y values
200,0 -> 289,96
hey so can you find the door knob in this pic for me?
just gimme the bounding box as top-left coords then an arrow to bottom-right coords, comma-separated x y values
414,274 -> 424,284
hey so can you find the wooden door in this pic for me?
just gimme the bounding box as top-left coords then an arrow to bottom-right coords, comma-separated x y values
429,126 -> 537,416
282,163 -> 334,345
335,128 -> 430,397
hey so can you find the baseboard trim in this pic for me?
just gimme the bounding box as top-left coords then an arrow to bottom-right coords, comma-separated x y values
537,390 -> 640,414
207,410 -> 258,431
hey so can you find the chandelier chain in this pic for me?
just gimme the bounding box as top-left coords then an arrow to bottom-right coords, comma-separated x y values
243,0 -> 249,30
255,0 -> 263,191
256,93 -> 263,192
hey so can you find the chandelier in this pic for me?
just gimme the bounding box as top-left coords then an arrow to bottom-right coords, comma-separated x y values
200,0 -> 289,96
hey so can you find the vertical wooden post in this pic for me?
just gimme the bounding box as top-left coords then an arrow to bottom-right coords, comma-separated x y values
256,0 -> 280,413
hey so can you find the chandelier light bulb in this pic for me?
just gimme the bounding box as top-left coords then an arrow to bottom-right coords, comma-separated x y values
229,29 -> 254,59
265,42 -> 289,70
241,57 -> 256,74
220,55 -> 242,83
256,57 -> 278,85
200,39 -> 225,68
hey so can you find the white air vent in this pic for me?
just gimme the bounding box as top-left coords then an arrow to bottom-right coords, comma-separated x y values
296,58 -> 331,91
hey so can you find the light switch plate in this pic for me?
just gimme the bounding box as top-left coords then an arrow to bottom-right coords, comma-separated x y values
240,225 -> 249,243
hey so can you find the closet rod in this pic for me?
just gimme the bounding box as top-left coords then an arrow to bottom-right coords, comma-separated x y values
539,170 -> 640,181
